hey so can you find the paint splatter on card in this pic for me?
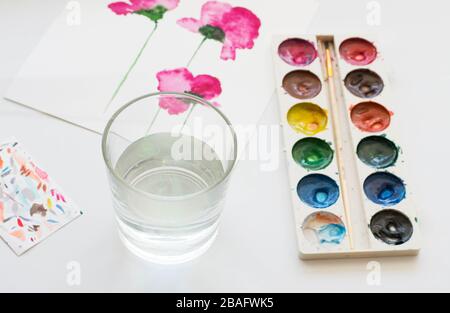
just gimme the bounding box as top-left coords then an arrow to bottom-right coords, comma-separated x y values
0,139 -> 82,255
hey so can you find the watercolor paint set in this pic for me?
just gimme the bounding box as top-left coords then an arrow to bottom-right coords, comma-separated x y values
273,35 -> 420,259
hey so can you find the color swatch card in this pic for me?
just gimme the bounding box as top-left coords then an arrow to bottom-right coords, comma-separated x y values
0,139 -> 82,255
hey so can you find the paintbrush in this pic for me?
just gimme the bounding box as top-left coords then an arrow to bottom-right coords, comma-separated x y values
324,41 -> 354,250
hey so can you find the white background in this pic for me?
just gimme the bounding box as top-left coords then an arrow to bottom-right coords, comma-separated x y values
0,0 -> 449,292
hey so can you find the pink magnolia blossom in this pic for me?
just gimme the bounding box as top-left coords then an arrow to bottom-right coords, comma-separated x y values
108,0 -> 179,21
157,68 -> 222,115
177,1 -> 261,60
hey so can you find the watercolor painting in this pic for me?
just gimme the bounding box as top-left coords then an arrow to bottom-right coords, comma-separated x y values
0,139 -> 82,255
106,0 -> 181,111
145,1 -> 261,130
108,0 -> 261,116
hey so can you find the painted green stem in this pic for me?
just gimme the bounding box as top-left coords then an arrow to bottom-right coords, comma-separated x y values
179,37 -> 208,131
105,23 -> 158,113
180,104 -> 196,131
186,37 -> 207,68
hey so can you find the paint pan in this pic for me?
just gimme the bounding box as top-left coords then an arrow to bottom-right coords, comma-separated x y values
292,137 -> 334,171
350,102 -> 392,133
370,209 -> 413,245
363,172 -> 406,206
297,174 -> 340,209
357,136 -> 399,169
302,212 -> 346,245
278,38 -> 318,66
282,70 -> 322,99
344,69 -> 384,98
273,34 -> 420,260
287,102 -> 328,135
339,38 -> 378,66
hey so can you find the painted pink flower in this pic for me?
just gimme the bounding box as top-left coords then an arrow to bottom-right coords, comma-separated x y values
108,0 -> 179,22
157,68 -> 222,115
177,1 -> 261,60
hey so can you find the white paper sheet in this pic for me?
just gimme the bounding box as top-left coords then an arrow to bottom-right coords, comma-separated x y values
5,0 -> 319,147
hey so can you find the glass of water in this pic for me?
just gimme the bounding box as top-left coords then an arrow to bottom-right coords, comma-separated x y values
102,92 -> 237,264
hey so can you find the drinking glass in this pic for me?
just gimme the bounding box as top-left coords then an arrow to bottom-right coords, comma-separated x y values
102,92 -> 237,264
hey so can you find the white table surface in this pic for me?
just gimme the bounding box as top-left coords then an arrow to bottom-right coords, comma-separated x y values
1,0 -> 449,293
